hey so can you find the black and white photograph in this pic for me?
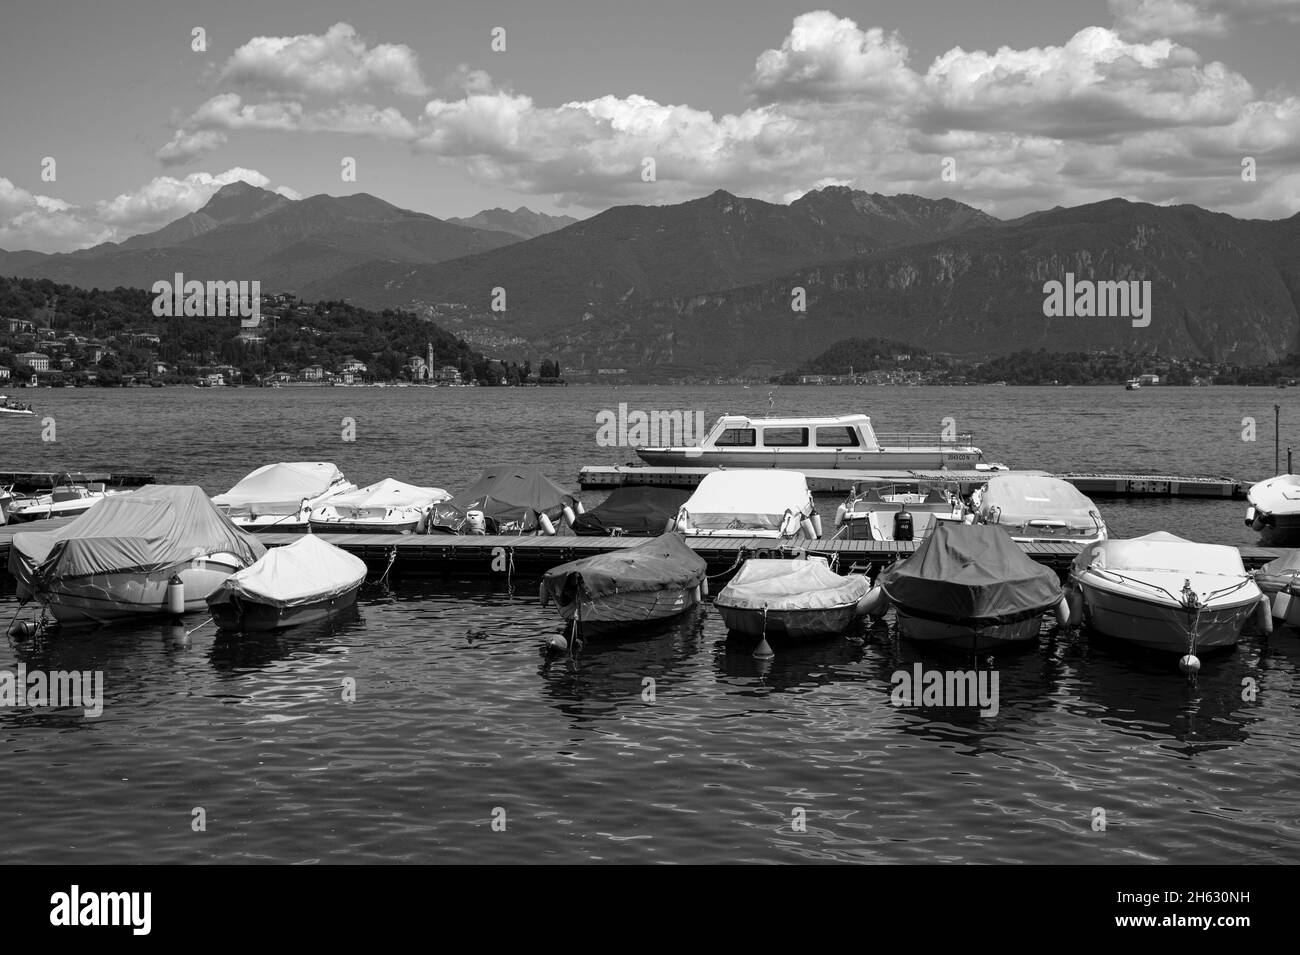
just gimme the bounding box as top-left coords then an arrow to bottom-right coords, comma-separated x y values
0,0 -> 1296,914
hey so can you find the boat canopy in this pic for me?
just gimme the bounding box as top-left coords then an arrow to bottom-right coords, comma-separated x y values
542,533 -> 705,604
572,486 -> 691,536
216,534 -> 366,608
678,470 -> 813,532
213,462 -> 347,515
8,485 -> 265,588
1072,532 -> 1247,577
980,474 -> 1101,529
715,558 -> 869,612
430,465 -> 576,532
323,479 -> 449,510
880,522 -> 1061,622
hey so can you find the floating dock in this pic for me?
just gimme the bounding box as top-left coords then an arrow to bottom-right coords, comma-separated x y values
578,465 -> 1247,498
0,520 -> 1284,581
0,471 -> 162,492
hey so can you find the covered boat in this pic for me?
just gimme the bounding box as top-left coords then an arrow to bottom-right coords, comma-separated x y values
7,485 -> 265,625
426,465 -> 578,534
1069,532 -> 1267,655
1254,549 -> 1300,625
308,479 -> 450,533
875,523 -> 1065,648
714,557 -> 871,639
212,462 -> 355,531
1245,474 -> 1300,543
539,532 -> 707,629
572,486 -> 691,537
972,474 -> 1107,544
207,534 -> 368,631
674,470 -> 820,540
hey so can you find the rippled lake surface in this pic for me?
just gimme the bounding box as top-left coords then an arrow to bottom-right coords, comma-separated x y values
2,385 -> 1299,863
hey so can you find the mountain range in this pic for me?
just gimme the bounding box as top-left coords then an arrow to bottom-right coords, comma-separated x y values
2,182 -> 1297,378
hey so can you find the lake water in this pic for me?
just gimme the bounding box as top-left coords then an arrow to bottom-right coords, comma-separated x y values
2,385 -> 1298,863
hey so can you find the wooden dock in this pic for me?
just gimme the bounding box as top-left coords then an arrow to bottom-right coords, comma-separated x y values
578,465 -> 1247,498
0,519 -> 1286,581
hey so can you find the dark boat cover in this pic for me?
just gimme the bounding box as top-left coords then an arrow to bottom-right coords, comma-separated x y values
427,465 -> 576,533
572,486 -> 691,536
9,485 -> 265,589
542,533 -> 706,604
878,522 -> 1061,624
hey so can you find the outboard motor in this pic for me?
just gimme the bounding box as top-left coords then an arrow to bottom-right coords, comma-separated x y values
893,508 -> 914,542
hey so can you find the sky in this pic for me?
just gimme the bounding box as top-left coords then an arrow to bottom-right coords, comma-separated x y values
1,0 -> 1297,252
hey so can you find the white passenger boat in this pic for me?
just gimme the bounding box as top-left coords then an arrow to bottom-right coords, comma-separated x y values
212,462 -> 356,531
0,394 -> 35,417
5,474 -> 128,523
714,557 -> 871,639
971,474 -> 1107,544
636,413 -> 992,470
1244,474 -> 1300,542
833,481 -> 965,541
672,470 -> 820,541
7,485 -> 265,626
1068,532 -> 1268,656
308,479 -> 450,534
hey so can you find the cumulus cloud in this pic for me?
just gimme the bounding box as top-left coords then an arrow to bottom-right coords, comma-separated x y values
0,178 -> 113,252
1109,0 -> 1300,38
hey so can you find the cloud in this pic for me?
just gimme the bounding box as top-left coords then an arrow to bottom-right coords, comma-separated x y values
219,22 -> 429,97
157,129 -> 228,166
1109,0 -> 1300,38
0,178 -> 112,252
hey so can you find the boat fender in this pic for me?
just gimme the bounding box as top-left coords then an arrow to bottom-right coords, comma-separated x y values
800,516 -> 817,539
7,619 -> 36,639
1054,595 -> 1071,627
962,512 -> 975,525
1066,588 -> 1084,627
701,576 -> 708,597
857,586 -> 886,618
166,574 -> 185,616
811,513 -> 823,538
1252,515 -> 1266,532
664,517 -> 677,533
538,513 -> 557,536
754,548 -> 772,561
575,500 -> 586,515
1179,654 -> 1201,674
1255,594 -> 1274,635
539,581 -> 549,607
1271,590 -> 1291,621
834,503 -> 847,528
545,634 -> 568,654
562,505 -> 577,527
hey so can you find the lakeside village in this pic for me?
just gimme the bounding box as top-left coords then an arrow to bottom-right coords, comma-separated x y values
1,275 -> 1298,389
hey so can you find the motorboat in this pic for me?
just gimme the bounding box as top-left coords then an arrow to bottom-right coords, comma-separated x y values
673,470 -> 820,540
873,522 -> 1067,649
0,485 -> 14,525
426,465 -> 580,535
636,413 -> 995,470
208,534 -> 368,632
971,474 -> 1107,544
1068,532 -> 1268,656
4,473 -> 129,523
7,485 -> 265,626
832,481 -> 965,541
1252,550 -> 1300,625
572,486 -> 691,536
307,479 -> 450,534
1125,379 -> 1141,390
539,532 -> 707,631
0,394 -> 35,417
1245,474 -> 1300,543
714,557 -> 872,639
212,462 -> 356,531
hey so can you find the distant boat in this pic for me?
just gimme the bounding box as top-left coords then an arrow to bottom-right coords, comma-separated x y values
0,394 -> 35,417
308,478 -> 450,533
1125,379 -> 1141,390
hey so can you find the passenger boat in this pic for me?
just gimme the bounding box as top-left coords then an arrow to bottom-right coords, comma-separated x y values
971,474 -> 1107,544
0,394 -> 35,417
1253,550 -> 1300,625
4,474 -> 128,523
539,533 -> 707,631
572,486 -> 691,536
308,479 -> 450,534
874,523 -> 1066,649
1068,532 -> 1268,656
7,485 -> 265,626
212,462 -> 356,531
673,470 -> 820,540
426,465 -> 580,535
635,413 -> 994,470
1244,474 -> 1300,543
208,534 -> 368,632
833,481 -> 965,541
714,557 -> 871,639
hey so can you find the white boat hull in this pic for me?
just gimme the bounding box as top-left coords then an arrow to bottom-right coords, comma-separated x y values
1074,578 -> 1259,653
27,555 -> 246,626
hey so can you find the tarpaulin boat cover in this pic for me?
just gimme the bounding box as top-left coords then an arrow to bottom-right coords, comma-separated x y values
679,470 -> 812,532
573,486 -> 691,536
8,485 -> 265,587
542,533 -> 706,603
321,479 -> 449,510
212,462 -> 348,515
429,465 -> 575,532
215,534 -> 367,608
980,474 -> 1102,530
1255,548 -> 1300,592
1072,531 -> 1247,577
715,559 -> 870,612
880,522 -> 1061,623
